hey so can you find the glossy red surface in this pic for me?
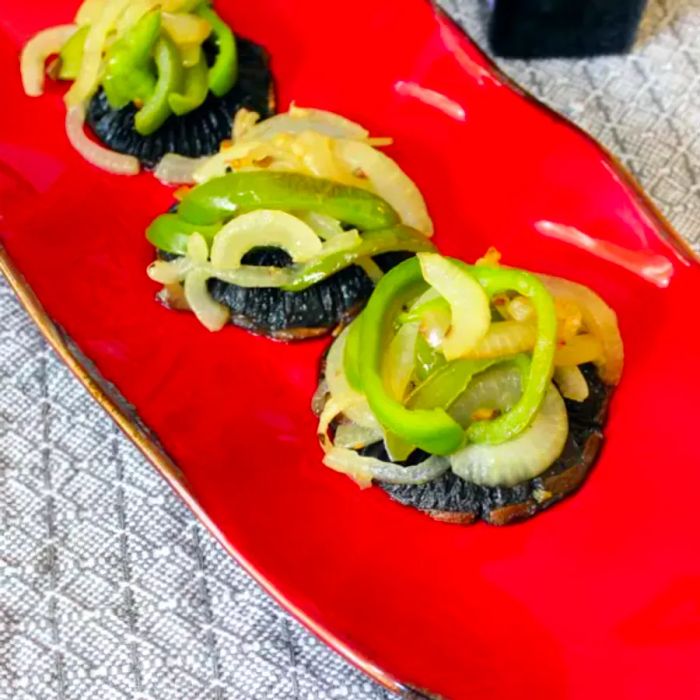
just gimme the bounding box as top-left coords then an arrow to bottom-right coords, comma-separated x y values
2,1 -> 700,698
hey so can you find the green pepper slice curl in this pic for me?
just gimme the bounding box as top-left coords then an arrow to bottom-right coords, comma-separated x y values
58,25 -> 89,80
168,52 -> 209,115
406,357 -> 500,411
196,5 -> 238,97
358,257 -> 557,455
134,35 -> 184,136
414,333 -> 445,382
456,262 -> 557,445
178,172 -> 401,231
146,213 -> 220,254
343,314 -> 365,392
358,259 -> 460,456
283,226 -> 434,292
103,10 -> 161,109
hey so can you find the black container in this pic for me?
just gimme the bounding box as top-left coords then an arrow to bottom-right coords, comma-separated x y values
488,0 -> 648,59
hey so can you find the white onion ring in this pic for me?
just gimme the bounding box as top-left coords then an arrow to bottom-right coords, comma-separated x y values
21,25 -> 77,96
324,327 -> 381,430
450,382 -> 568,487
147,257 -> 294,288
66,105 -> 140,175
333,138 -> 434,236
155,154 -> 209,184
554,365 -> 590,402
183,269 -> 229,331
239,106 -> 370,143
333,422 -> 383,450
324,447 -> 449,487
539,273 -> 624,385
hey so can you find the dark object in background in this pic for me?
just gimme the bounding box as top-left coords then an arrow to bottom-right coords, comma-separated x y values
488,0 -> 648,58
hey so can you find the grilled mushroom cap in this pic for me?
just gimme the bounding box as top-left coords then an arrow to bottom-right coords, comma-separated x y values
317,363 -> 610,525
87,38 -> 274,168
158,247 -> 411,339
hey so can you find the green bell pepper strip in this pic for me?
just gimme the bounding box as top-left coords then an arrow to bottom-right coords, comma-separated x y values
102,10 -> 161,110
455,261 -> 557,445
358,258 -> 460,456
134,35 -> 184,136
385,355 -> 522,459
414,333 -> 445,382
357,257 -> 557,455
146,213 -> 220,254
406,357 -> 500,411
178,171 -> 401,230
343,315 -> 364,392
58,25 -> 89,80
196,5 -> 238,97
397,296 -> 449,326
282,226 -> 435,292
168,52 -> 209,115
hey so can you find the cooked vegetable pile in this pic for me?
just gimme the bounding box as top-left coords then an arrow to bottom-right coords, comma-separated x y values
147,107 -> 436,331
21,0 -> 240,173
316,250 -> 623,489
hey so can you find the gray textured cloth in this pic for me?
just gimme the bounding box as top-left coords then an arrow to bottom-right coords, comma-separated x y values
1,2 -> 698,699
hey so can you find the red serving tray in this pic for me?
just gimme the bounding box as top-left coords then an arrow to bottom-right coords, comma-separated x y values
2,1 -> 699,698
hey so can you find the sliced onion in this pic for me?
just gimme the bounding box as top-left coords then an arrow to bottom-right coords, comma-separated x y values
311,379 -> 329,415
183,269 -> 230,331
232,108 -> 261,140
334,421 -> 383,450
539,274 -> 623,384
179,42 -> 204,68
21,25 -> 77,96
317,395 -> 350,453
418,253 -> 490,360
324,447 -> 449,488
147,257 -> 193,284
554,365 -> 589,402
325,327 -> 360,399
155,154 -> 209,184
507,295 -> 534,322
193,140 -> 268,183
384,321 -> 419,400
66,105 -> 140,174
450,383 -> 568,487
333,138 -> 434,235
75,0 -> 107,25
318,230 -> 361,255
401,288 -> 448,349
116,0 -> 162,34
239,105 -> 370,143
554,333 -> 603,367
186,231 -> 209,262
295,211 -> 345,240
357,258 -> 384,283
325,328 -> 380,430
448,365 -> 522,428
65,0 -> 133,106
147,257 -> 294,287
210,210 -> 323,269
464,320 -> 537,360
157,283 -> 190,310
555,298 -> 583,342
294,130 -> 358,184
162,12 -> 212,45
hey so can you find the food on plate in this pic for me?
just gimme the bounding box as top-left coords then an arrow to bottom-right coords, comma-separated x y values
146,106 -> 436,337
20,0 -> 274,172
313,250 -> 623,525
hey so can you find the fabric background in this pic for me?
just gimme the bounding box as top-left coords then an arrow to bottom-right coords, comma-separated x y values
2,1 -> 698,698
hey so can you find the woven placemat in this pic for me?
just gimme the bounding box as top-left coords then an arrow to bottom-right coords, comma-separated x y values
1,2 -> 698,698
